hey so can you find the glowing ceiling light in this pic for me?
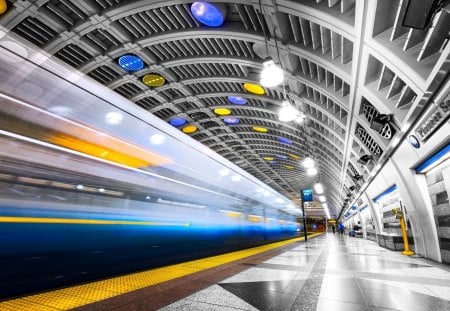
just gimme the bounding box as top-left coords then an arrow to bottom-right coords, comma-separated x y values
260,57 -> 284,88
190,2 -> 226,27
98,188 -> 105,193
117,54 -> 144,72
318,195 -> 326,202
76,184 -> 84,190
314,183 -> 324,194
277,137 -> 292,144
150,134 -> 165,145
302,157 -> 315,168
223,117 -> 240,125
278,100 -> 298,122
227,96 -> 247,105
182,125 -> 197,134
142,73 -> 165,87
169,117 -> 187,127
243,83 -> 265,95
214,108 -> 231,115
307,167 -> 318,176
105,112 -> 123,125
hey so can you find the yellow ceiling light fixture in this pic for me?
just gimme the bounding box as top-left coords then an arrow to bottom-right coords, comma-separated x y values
182,125 -> 198,134
252,126 -> 268,133
142,74 -> 165,87
263,157 -> 274,161
243,82 -> 265,95
0,0 -> 7,14
284,165 -> 295,170
289,153 -> 301,160
214,108 -> 231,116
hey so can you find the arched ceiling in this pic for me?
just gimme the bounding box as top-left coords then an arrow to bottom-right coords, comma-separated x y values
1,0 -> 448,217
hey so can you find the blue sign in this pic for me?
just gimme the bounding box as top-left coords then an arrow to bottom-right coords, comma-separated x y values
302,188 -> 313,202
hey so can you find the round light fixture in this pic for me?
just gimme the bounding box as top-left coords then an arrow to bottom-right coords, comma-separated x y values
214,108 -> 231,115
277,137 -> 292,144
117,54 -> 144,72
289,153 -> 301,160
263,157 -> 274,161
105,112 -> 123,125
98,188 -> 105,193
169,117 -> 187,127
223,117 -> 240,125
314,183 -> 324,194
182,125 -> 198,134
276,154 -> 287,160
243,83 -> 265,95
227,96 -> 247,105
302,157 -> 315,168
190,2 -> 226,27
307,167 -> 318,176
260,58 -> 284,88
76,184 -> 84,190
253,126 -> 268,133
318,195 -> 326,202
278,100 -> 298,122
142,73 -> 165,87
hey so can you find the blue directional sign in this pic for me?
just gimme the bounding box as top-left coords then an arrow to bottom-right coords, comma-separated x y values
302,188 -> 313,202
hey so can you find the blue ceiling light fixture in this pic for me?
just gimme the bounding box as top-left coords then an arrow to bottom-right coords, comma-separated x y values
118,54 -> 144,72
277,137 -> 293,145
169,117 -> 187,127
276,154 -> 287,160
268,161 -> 277,165
191,2 -> 226,27
227,96 -> 247,105
223,117 -> 240,125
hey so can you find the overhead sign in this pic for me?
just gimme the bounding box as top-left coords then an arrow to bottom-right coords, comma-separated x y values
301,188 -> 313,202
414,97 -> 449,142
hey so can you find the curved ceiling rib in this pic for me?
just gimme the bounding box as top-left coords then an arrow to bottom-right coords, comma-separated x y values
2,0 -> 448,218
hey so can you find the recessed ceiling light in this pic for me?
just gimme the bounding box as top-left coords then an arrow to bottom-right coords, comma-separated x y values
227,96 -> 247,105
223,117 -> 240,125
253,126 -> 268,133
142,73 -> 165,87
190,2 -> 226,27
117,54 -> 144,72
182,125 -> 198,134
76,184 -> 84,190
243,83 -> 265,95
277,137 -> 292,144
169,117 -> 187,127
214,108 -> 231,115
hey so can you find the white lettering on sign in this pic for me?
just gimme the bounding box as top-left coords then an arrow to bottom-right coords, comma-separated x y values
415,98 -> 450,142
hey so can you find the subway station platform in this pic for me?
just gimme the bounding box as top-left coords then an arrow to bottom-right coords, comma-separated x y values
3,233 -> 450,311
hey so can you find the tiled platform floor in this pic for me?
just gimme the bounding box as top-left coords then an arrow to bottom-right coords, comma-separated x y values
161,233 -> 450,311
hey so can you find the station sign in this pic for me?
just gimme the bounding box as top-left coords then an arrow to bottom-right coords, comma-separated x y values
414,96 -> 449,142
301,188 -> 313,202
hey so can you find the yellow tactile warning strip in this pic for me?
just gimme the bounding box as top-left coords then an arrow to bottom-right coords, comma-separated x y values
0,233 -> 323,310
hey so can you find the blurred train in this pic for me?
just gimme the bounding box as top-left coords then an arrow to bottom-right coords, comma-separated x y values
0,40 -> 302,298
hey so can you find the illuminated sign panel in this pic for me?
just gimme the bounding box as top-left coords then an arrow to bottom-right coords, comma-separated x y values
301,188 -> 313,202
